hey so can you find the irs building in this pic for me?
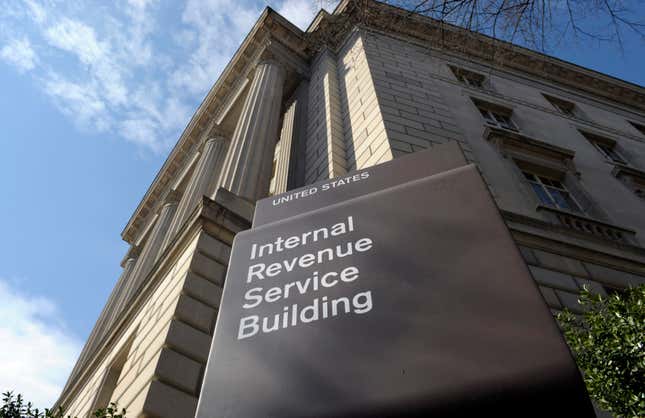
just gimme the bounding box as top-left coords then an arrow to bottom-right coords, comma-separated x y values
55,0 -> 645,417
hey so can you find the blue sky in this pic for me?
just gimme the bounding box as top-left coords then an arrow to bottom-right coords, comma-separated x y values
0,0 -> 643,409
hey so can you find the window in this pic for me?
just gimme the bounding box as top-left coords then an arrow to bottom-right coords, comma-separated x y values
612,165 -> 645,201
581,131 -> 628,165
522,171 -> 583,213
449,66 -> 485,88
593,142 -> 628,165
629,121 -> 645,137
543,94 -> 576,117
90,334 -> 135,412
478,106 -> 518,131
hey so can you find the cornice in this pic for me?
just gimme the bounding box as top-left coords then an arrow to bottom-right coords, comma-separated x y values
349,0 -> 645,111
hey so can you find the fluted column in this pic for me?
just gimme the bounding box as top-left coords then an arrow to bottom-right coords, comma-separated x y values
123,193 -> 179,302
68,250 -> 139,380
106,254 -> 139,327
160,137 -> 228,253
274,82 -> 308,193
220,60 -> 286,201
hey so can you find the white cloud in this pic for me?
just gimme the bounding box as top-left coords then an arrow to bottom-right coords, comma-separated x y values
0,278 -> 81,409
0,0 -> 323,154
44,18 -> 128,106
0,37 -> 38,72
44,18 -> 106,65
170,0 -> 261,96
23,0 -> 46,24
276,0 -> 319,30
120,117 -> 166,152
43,75 -> 111,132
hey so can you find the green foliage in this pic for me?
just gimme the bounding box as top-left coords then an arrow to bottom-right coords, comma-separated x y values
558,285 -> 645,418
1,392 -> 125,418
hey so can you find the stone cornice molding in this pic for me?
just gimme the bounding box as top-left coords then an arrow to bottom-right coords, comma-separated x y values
341,0 -> 645,110
484,126 -> 577,176
612,164 -> 645,184
502,210 -> 645,274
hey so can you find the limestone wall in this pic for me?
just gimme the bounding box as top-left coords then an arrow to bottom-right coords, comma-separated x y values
60,228 -> 232,418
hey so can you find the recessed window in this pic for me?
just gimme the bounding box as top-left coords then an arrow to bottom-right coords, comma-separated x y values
522,171 -> 583,213
629,121 -> 645,137
612,165 -> 645,201
543,94 -> 576,117
478,106 -> 518,131
90,333 -> 135,412
450,66 -> 485,88
581,131 -> 628,165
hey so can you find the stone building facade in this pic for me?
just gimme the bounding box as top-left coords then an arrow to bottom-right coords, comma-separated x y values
55,1 -> 645,417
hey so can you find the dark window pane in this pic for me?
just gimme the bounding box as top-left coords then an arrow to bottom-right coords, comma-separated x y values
531,183 -> 553,206
523,171 -> 536,181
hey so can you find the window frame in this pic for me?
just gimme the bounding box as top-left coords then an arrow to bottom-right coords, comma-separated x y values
543,94 -> 576,117
449,65 -> 485,88
581,131 -> 629,166
628,121 -> 645,137
478,106 -> 518,131
591,141 -> 628,165
521,170 -> 584,213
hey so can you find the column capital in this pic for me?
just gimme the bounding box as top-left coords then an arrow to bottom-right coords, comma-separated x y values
120,244 -> 141,267
202,136 -> 227,151
163,189 -> 181,206
256,37 -> 308,79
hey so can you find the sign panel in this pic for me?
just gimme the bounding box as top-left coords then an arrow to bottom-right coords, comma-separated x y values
196,148 -> 594,417
253,141 -> 468,227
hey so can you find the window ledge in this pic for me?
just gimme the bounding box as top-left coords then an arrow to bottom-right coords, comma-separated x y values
611,163 -> 645,181
485,126 -> 576,160
536,205 -> 637,244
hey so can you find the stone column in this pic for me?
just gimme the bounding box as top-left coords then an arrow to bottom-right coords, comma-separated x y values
220,60 -> 286,201
106,254 -> 139,328
160,137 -> 228,252
273,82 -> 308,194
123,193 -> 179,302
70,251 -> 139,379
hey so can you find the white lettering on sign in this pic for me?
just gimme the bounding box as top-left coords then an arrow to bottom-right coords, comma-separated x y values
237,215 -> 376,340
271,171 -> 370,207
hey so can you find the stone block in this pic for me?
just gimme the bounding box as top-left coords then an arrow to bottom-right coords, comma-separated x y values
583,263 -> 645,288
189,252 -> 226,285
538,286 -> 561,309
154,347 -> 203,394
183,272 -> 223,308
517,245 -> 538,265
142,380 -> 198,418
529,265 -> 579,292
165,319 -> 212,363
533,250 -> 588,276
175,293 -> 217,333
574,278 -> 607,296
555,290 -> 584,314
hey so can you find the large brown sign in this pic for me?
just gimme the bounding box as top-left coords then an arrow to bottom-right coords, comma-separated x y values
195,144 -> 594,417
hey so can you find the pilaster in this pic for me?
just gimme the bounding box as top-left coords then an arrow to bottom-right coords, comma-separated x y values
305,49 -> 347,183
